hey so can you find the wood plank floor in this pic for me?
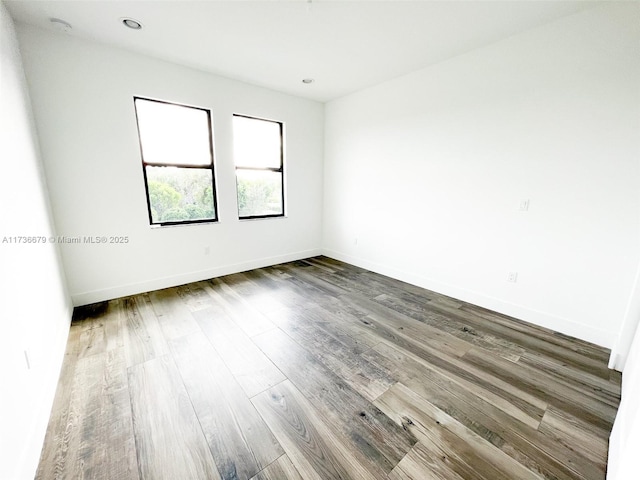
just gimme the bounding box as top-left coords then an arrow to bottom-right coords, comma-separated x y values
36,256 -> 621,480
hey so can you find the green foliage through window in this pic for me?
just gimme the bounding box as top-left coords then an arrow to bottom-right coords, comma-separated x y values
147,168 -> 215,223
236,169 -> 283,217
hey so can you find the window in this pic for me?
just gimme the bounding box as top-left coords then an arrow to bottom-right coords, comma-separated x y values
233,114 -> 285,219
134,97 -> 218,226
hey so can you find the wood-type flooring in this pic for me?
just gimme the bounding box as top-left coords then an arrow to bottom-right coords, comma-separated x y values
35,256 -> 621,480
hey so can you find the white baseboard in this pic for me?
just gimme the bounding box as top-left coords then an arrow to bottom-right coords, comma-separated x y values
71,248 -> 322,306
322,248 -> 614,349
72,245 -> 613,349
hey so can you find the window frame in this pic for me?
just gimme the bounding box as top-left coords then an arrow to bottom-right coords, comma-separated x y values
133,96 -> 219,227
233,114 -> 285,220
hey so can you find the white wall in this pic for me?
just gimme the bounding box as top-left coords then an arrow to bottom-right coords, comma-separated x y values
323,3 -> 640,348
609,260 -> 640,370
16,25 -> 324,306
608,316 -> 640,479
0,2 -> 73,479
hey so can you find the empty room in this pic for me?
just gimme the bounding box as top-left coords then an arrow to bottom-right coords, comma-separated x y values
2,0 -> 639,479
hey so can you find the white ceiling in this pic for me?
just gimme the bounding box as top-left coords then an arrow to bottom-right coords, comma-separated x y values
6,1 -> 602,102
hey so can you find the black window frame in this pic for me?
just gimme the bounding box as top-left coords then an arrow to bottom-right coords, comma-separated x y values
233,114 -> 285,220
133,96 -> 219,227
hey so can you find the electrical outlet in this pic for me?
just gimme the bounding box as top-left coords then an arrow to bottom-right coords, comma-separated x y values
507,272 -> 518,283
519,199 -> 530,211
204,246 -> 210,255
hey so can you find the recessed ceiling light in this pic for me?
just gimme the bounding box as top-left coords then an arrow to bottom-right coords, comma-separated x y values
121,17 -> 143,30
49,18 -> 72,33
302,78 -> 314,84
